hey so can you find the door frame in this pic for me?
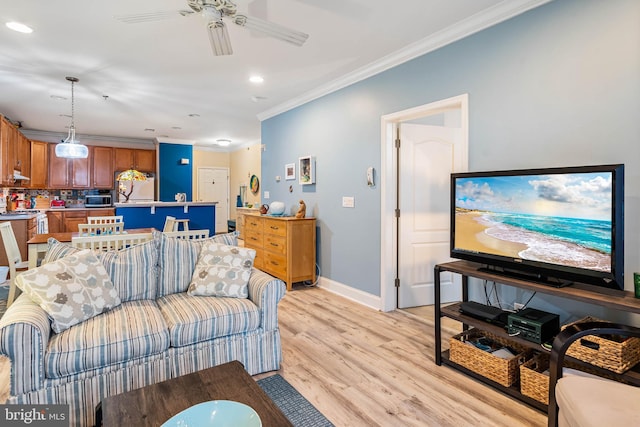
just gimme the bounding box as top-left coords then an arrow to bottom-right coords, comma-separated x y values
379,94 -> 469,312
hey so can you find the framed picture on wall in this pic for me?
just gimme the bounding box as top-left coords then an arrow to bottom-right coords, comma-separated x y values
299,156 -> 315,185
285,163 -> 295,180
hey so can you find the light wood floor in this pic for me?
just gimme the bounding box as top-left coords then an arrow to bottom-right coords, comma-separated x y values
1,286 -> 546,426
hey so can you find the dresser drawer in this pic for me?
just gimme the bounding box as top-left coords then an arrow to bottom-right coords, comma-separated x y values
263,218 -> 287,237
252,248 -> 264,270
244,229 -> 263,248
264,251 -> 287,277
264,234 -> 286,255
245,217 -> 263,231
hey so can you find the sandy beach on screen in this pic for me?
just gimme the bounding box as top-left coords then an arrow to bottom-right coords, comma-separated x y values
455,212 -> 528,257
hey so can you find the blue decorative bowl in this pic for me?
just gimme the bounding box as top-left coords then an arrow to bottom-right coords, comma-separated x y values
161,400 -> 262,427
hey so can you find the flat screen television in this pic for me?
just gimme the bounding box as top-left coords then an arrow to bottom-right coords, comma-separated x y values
450,164 -> 624,290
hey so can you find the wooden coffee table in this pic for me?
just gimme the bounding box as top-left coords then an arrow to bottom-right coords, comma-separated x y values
96,361 -> 292,426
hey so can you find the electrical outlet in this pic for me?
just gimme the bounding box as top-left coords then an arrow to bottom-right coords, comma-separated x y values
514,302 -> 525,311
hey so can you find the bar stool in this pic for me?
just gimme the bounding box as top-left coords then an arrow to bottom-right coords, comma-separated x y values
174,219 -> 190,231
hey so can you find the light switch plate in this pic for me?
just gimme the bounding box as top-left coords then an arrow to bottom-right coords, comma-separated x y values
264,191 -> 270,199
342,196 -> 355,208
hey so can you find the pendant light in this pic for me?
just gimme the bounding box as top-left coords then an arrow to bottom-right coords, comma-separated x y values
56,76 -> 88,159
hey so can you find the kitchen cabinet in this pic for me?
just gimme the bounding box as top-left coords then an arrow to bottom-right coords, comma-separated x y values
47,208 -> 116,233
17,133 -> 30,179
92,146 -> 114,188
48,143 -> 90,189
28,141 -> 48,188
243,216 -> 316,290
0,116 -> 16,185
0,217 -> 37,266
114,148 -> 156,173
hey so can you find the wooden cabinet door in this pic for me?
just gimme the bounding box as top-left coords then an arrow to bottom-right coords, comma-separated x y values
92,146 -> 114,188
114,148 -> 135,171
135,149 -> 155,172
0,117 -> 11,185
63,211 -> 87,232
18,134 -> 30,179
29,141 -> 48,188
71,155 -> 90,188
48,144 -> 70,188
47,211 -> 63,233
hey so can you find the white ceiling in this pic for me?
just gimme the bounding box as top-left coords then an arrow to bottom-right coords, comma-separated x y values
0,0 -> 549,150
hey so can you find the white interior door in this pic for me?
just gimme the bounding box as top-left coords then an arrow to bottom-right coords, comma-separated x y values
197,168 -> 229,234
398,123 -> 465,308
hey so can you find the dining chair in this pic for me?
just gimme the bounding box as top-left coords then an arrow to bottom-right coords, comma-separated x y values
71,232 -> 154,251
0,222 -> 29,307
87,215 -> 124,225
163,216 -> 177,232
78,222 -> 125,235
163,229 -> 210,240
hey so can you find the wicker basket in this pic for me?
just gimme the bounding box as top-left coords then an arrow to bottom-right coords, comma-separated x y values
563,317 -> 640,374
520,353 -> 551,404
449,329 -> 530,387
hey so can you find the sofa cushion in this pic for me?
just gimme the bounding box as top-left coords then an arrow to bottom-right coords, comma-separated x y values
157,231 -> 240,297
157,293 -> 260,347
45,300 -> 170,378
188,243 -> 256,298
17,249 -> 121,333
42,238 -> 159,302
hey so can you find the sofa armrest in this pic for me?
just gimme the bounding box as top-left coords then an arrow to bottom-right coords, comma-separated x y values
247,268 -> 286,331
0,294 -> 51,396
547,320 -> 640,427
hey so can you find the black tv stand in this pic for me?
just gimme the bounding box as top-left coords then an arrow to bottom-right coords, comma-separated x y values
433,260 -> 640,413
477,265 -> 573,288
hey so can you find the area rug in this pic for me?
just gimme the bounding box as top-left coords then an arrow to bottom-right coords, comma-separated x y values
257,374 -> 334,427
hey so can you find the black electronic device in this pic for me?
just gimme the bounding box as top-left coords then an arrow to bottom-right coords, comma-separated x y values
507,308 -> 560,344
450,164 -> 625,291
460,301 -> 506,322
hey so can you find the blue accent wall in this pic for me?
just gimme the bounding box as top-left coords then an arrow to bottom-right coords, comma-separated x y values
115,205 -> 215,234
261,0 -> 640,301
158,143 -> 192,202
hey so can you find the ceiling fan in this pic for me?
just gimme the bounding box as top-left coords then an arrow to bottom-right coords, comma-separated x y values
115,0 -> 309,56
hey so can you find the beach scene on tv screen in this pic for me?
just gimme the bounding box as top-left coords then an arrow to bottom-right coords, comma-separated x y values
454,172 -> 613,272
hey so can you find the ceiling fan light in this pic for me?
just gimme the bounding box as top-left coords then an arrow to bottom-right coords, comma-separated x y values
207,21 -> 233,56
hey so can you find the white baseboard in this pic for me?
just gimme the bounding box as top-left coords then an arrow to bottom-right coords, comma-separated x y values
316,276 -> 382,311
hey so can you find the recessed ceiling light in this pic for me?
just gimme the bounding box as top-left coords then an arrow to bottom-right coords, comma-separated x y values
249,75 -> 264,84
216,139 -> 231,147
6,21 -> 33,34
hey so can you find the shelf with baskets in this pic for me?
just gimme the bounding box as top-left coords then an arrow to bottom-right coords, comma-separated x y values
434,260 -> 640,412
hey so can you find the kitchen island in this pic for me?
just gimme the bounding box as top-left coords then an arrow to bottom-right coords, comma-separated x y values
114,202 -> 216,234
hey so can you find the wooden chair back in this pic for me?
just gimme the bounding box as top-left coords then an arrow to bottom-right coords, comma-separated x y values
0,222 -> 29,307
163,229 -> 210,240
71,232 -> 154,251
87,215 -> 124,224
163,216 -> 177,232
78,222 -> 125,235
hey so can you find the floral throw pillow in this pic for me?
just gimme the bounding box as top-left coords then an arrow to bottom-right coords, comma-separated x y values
187,242 -> 256,298
16,249 -> 121,333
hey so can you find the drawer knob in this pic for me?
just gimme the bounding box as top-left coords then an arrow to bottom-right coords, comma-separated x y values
270,242 -> 279,247
270,226 -> 279,230
270,261 -> 279,266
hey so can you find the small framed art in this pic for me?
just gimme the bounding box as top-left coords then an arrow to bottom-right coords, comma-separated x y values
285,163 -> 295,180
299,156 -> 315,185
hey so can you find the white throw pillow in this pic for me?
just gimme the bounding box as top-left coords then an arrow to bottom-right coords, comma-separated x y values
187,242 -> 256,298
16,249 -> 121,333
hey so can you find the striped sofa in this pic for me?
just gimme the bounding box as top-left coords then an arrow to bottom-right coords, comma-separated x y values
0,233 -> 286,427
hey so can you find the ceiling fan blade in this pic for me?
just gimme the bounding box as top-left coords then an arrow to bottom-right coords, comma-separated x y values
207,21 -> 233,56
114,10 -> 193,24
233,15 -> 309,47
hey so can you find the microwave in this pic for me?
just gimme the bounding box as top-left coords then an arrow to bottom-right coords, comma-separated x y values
85,194 -> 112,207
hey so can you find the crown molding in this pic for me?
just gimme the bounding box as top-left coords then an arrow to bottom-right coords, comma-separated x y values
257,0 -> 552,122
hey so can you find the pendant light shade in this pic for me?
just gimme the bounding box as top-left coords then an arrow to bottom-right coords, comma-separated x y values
57,76 -> 88,159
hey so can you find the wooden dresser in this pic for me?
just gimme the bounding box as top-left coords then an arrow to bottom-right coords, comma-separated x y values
243,216 -> 316,290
